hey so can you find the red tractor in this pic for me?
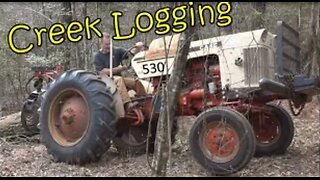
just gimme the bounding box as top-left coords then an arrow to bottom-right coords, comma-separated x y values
21,65 -> 64,134
39,21 -> 320,175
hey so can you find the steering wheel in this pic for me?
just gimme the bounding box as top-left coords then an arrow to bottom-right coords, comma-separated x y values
120,46 -> 136,68
120,45 -> 149,68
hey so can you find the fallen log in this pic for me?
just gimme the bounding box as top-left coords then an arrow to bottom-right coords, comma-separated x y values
0,112 -> 21,132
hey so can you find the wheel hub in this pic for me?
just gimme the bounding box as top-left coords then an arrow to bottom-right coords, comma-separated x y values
49,89 -> 89,147
58,96 -> 88,142
205,127 -> 237,157
201,122 -> 240,163
251,113 -> 281,144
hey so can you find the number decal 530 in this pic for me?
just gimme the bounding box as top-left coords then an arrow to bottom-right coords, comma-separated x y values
142,62 -> 165,75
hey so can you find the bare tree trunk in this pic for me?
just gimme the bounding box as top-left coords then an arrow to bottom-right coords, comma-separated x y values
7,73 -> 19,112
220,25 -> 233,35
62,2 -> 72,30
152,3 -> 197,176
96,2 -> 99,50
152,86 -> 168,176
311,2 -> 319,76
298,2 -> 302,31
251,2 -> 266,30
220,3 -> 233,35
62,2 -> 72,69
252,2 -> 266,13
71,2 -> 80,68
42,2 -> 48,59
83,2 -> 88,70
17,64 -> 24,102
143,2 -> 149,44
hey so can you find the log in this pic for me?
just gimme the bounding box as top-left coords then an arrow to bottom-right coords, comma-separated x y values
0,112 -> 21,132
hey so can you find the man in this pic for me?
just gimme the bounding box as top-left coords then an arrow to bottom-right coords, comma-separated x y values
93,32 -> 147,111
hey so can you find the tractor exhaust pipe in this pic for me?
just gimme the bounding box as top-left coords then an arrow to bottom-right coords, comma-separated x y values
259,78 -> 289,96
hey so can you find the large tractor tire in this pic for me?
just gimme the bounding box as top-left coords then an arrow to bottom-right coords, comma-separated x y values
21,95 -> 41,134
189,107 -> 256,176
40,69 -> 117,165
249,103 -> 294,157
113,117 -> 178,156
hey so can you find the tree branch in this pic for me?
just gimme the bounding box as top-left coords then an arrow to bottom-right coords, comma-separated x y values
23,7 -> 54,23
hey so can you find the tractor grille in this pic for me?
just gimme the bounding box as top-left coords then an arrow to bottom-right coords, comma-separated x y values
243,47 -> 275,86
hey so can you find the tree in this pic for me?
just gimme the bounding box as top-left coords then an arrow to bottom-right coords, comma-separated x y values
83,2 -> 89,69
41,2 -> 48,59
152,2 -> 197,176
311,2 -> 320,76
219,2 -> 233,35
251,2 -> 266,30
62,2 -> 73,69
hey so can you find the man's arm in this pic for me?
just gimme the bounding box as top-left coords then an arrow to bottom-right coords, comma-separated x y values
100,47 -> 128,75
99,65 -> 127,76
93,52 -> 128,76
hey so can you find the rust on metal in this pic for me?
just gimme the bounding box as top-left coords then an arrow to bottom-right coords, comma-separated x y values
201,122 -> 240,163
205,127 -> 237,157
145,34 -> 181,61
49,89 -> 89,147
250,112 -> 281,144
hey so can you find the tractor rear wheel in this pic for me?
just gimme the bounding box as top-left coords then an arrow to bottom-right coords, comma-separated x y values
189,107 -> 256,176
113,116 -> 178,156
40,69 -> 117,165
249,103 -> 294,157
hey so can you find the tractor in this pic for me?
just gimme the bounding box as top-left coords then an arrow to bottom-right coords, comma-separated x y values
21,65 -> 64,134
38,21 -> 320,176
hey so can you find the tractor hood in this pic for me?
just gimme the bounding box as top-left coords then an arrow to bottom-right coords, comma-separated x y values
131,28 -> 276,88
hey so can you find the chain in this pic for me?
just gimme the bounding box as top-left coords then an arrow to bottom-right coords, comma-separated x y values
282,74 -> 306,116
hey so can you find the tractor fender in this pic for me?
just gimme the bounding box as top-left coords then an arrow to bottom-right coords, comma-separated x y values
99,75 -> 125,118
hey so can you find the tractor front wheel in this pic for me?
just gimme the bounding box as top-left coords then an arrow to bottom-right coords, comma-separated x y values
40,69 -> 117,165
189,107 -> 256,176
249,103 -> 294,157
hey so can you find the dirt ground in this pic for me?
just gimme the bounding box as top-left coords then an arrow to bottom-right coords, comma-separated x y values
0,99 -> 319,177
